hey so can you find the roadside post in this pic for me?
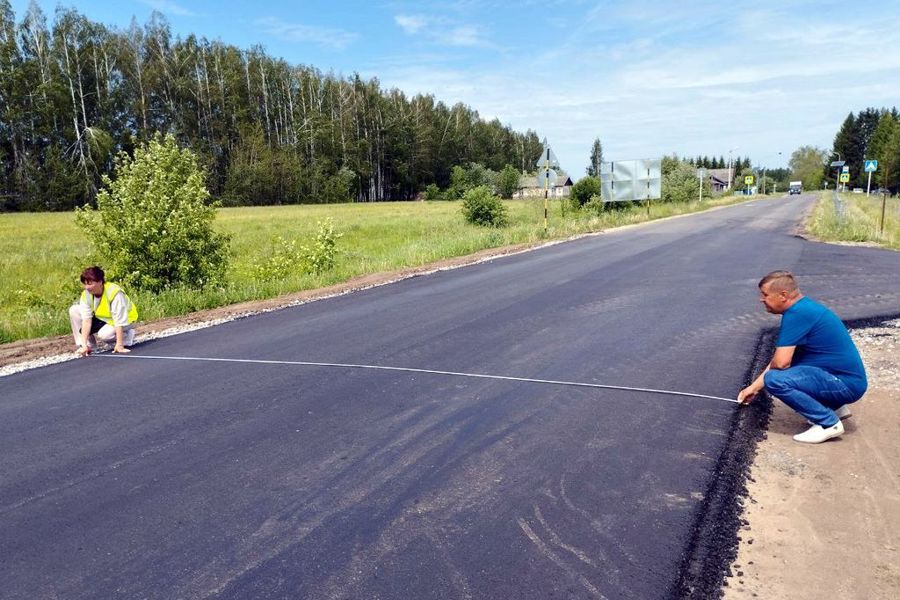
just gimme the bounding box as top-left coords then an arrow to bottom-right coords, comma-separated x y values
830,160 -> 846,220
880,163 -> 892,235
864,159 -> 878,197
698,168 -> 706,202
535,139 -> 559,231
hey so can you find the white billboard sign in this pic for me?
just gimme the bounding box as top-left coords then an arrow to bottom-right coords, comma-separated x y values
600,159 -> 662,202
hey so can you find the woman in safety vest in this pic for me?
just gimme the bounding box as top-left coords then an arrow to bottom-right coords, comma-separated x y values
69,266 -> 139,356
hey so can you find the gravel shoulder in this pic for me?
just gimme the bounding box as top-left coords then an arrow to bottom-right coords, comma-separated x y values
724,318 -> 900,600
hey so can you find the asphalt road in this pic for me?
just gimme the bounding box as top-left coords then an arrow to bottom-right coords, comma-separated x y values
2,195 -> 898,599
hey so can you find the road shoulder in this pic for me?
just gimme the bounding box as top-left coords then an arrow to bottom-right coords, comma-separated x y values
725,318 -> 900,600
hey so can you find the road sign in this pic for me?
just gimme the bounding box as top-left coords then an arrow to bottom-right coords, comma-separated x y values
839,173 -> 850,183
536,169 -> 558,188
744,175 -> 754,185
534,139 -> 560,169
841,165 -> 850,173
865,159 -> 878,172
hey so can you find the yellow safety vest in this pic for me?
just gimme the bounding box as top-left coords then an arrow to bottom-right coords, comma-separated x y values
81,282 -> 139,326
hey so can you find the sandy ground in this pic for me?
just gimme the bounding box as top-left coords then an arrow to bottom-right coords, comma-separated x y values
725,319 -> 900,600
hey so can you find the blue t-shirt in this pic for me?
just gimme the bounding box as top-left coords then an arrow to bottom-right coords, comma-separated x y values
777,297 -> 867,395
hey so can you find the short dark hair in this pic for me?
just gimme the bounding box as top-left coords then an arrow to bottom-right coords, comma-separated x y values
80,266 -> 105,283
758,270 -> 798,293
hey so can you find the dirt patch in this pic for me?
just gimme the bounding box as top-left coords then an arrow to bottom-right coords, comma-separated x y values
724,318 -> 900,600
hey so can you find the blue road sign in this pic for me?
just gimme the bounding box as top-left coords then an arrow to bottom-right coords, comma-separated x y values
865,159 -> 878,172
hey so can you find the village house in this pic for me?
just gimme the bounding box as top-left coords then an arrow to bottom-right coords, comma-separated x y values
515,171 -> 574,198
703,168 -> 732,192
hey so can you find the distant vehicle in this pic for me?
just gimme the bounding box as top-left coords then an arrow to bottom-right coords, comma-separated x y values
874,188 -> 891,196
852,188 -> 863,194
789,181 -> 802,195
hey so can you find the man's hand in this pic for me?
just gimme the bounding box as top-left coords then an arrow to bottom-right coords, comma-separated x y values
737,386 -> 758,405
113,345 -> 131,354
77,344 -> 92,358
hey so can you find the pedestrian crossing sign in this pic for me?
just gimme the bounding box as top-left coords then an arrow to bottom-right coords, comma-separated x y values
839,173 -> 850,183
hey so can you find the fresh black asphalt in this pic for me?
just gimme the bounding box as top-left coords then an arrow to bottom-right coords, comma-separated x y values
2,195 -> 898,599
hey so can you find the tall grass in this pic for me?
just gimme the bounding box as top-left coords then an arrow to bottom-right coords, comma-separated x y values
808,192 -> 900,249
1,194 -> 753,344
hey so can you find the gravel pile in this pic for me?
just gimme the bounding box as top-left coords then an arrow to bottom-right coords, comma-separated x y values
850,317 -> 900,391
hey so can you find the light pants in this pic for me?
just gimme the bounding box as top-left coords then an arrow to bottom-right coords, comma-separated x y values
69,304 -> 135,348
764,365 -> 864,428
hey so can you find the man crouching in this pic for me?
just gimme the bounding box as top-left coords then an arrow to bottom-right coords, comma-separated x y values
738,270 -> 867,444
69,266 -> 139,356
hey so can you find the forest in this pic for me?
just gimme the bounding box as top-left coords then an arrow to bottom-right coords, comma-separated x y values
0,1 -> 544,211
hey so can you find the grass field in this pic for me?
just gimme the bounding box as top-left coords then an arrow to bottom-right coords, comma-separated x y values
807,191 -> 900,250
1,194 -> 755,344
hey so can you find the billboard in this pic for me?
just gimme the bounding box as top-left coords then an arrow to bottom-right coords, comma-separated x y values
600,159 -> 662,202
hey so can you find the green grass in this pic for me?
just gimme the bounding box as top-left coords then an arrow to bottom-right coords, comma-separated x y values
808,191 -> 900,250
1,194 -> 757,344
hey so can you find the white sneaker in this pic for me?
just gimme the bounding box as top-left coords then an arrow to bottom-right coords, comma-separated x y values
793,421 -> 844,444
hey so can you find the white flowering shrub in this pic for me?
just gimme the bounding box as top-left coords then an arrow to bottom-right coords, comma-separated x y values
253,219 -> 342,280
75,134 -> 230,291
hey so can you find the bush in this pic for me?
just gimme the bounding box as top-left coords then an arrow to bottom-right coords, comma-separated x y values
570,176 -> 601,207
75,133 -> 230,291
252,218 -> 342,280
461,185 -> 508,227
253,236 -> 305,280
496,164 -> 521,199
423,183 -> 443,200
303,218 -> 342,273
583,194 -> 606,215
448,162 -> 497,199
661,156 -> 707,203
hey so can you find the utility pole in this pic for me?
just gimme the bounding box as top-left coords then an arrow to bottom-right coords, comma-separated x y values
535,138 -> 559,231
727,147 -> 738,191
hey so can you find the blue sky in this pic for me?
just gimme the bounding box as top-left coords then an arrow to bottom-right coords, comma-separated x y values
11,0 -> 900,177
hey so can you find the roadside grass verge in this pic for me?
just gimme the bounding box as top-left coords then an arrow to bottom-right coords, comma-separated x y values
1,194 -> 758,344
808,191 -> 900,250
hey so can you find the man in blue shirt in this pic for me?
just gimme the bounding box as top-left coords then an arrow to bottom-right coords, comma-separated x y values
738,271 -> 867,443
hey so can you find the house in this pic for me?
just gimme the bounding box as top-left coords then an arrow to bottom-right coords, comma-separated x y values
515,171 -> 574,198
703,168 -> 732,192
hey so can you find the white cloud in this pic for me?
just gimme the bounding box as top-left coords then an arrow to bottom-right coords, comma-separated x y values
395,15 -> 428,35
255,17 -> 358,50
392,13 -> 496,49
374,4 -> 900,178
437,24 -> 491,48
138,0 -> 199,17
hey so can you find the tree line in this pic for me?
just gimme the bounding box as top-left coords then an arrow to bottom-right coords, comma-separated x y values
0,1 -> 544,211
831,107 -> 900,190
685,155 -> 752,171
